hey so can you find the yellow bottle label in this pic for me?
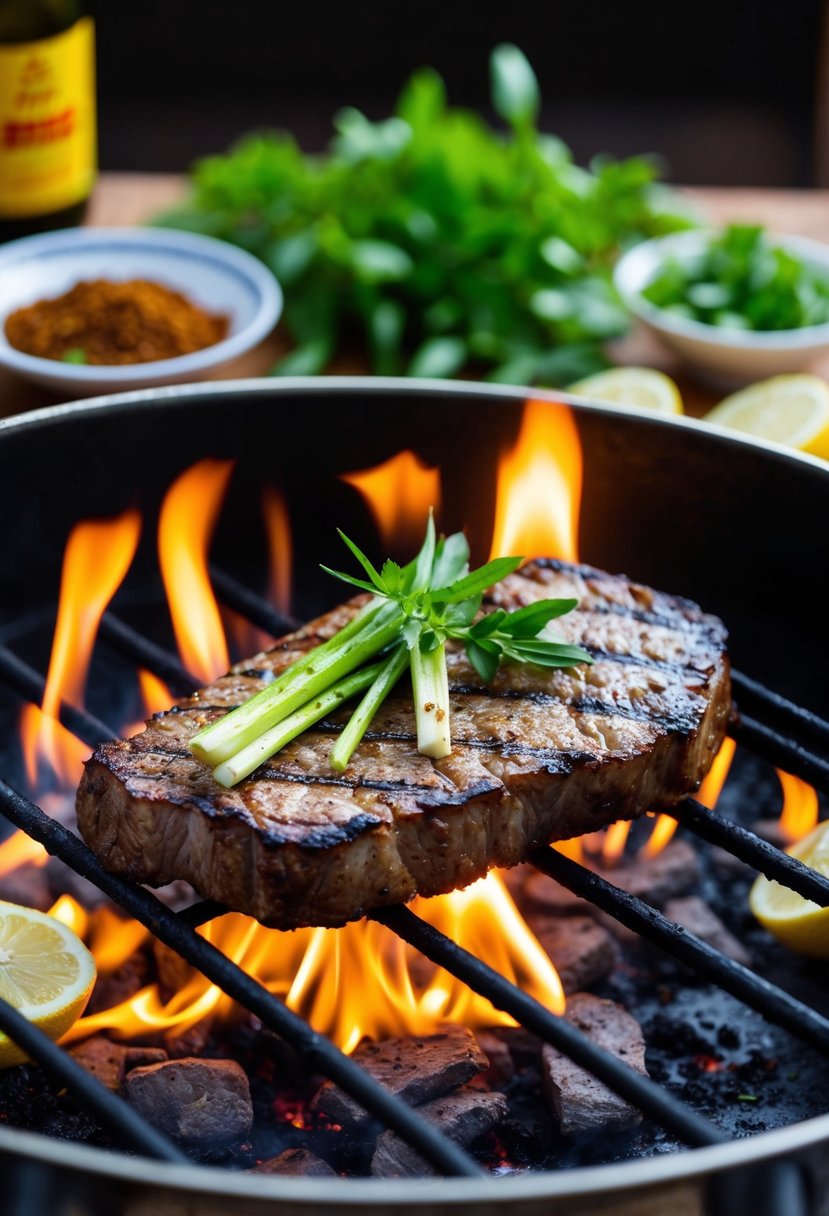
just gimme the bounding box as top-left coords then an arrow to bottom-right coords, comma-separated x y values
0,17 -> 96,219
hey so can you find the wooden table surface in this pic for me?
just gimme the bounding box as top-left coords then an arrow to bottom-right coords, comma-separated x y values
3,173 -> 829,421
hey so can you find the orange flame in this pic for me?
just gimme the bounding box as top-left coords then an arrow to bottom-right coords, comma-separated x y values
137,669 -> 174,718
263,485 -> 293,618
489,400 -> 581,562
20,510 -> 141,790
342,451 -> 441,552
601,820 -> 632,867
642,737 -> 737,859
66,873 -> 563,1051
0,829 -> 47,875
158,460 -> 234,684
777,769 -> 819,844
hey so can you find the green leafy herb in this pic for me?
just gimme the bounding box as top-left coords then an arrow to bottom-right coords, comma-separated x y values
190,517 -> 593,785
154,46 -> 692,386
61,348 -> 87,364
642,224 -> 829,332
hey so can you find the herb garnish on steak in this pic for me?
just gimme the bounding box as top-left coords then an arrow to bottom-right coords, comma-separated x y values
76,560 -> 731,929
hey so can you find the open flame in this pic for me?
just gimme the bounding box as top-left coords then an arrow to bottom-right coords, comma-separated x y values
263,485 -> 293,618
158,459 -> 234,684
777,769 -> 819,843
20,510 -> 141,790
342,450 -> 441,552
62,871 -> 563,1051
489,399 -> 581,562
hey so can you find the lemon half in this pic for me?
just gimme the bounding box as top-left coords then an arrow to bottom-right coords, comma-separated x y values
0,900 -> 96,1068
568,367 -> 684,415
749,821 -> 829,959
705,374 -> 829,459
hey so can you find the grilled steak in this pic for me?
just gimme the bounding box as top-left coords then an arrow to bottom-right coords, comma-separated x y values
76,560 -> 731,928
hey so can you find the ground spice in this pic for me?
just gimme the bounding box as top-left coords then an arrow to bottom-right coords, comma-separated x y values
4,279 -> 230,365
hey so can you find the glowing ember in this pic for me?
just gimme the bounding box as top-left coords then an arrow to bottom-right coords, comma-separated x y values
489,399 -> 581,562
20,510 -> 141,790
158,459 -> 234,684
65,873 -> 563,1051
777,769 -> 819,844
342,450 -> 441,552
262,485 -> 293,617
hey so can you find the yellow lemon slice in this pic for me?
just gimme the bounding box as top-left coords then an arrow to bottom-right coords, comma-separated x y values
749,821 -> 829,959
0,900 -> 96,1068
568,367 -> 683,414
705,374 -> 829,459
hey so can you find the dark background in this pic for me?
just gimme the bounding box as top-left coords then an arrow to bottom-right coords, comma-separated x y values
95,0 -> 825,186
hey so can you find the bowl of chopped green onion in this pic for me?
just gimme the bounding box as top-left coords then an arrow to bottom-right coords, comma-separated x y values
614,225 -> 829,386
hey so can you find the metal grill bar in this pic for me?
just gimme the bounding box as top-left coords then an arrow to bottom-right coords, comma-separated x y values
209,566 -> 297,637
0,644 -> 112,749
731,715 -> 829,796
672,798 -> 829,905
533,847 -> 829,1055
0,780 -> 483,1180
372,906 -> 725,1149
98,613 -> 197,697
731,670 -> 829,748
0,996 -> 186,1163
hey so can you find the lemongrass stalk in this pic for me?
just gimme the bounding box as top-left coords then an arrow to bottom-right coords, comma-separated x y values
212,661 -> 386,788
410,641 -> 451,759
191,606 -> 403,767
330,644 -> 410,773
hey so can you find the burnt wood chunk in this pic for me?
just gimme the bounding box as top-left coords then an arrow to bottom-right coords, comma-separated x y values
371,1086 -> 508,1178
542,993 -> 648,1134
251,1148 -> 337,1177
124,1057 -> 253,1147
85,951 -> 150,1016
528,913 -> 615,992
663,896 -> 751,966
599,839 -> 701,905
69,1037 -> 167,1092
0,861 -> 52,911
523,872 -> 594,915
312,1026 -> 488,1124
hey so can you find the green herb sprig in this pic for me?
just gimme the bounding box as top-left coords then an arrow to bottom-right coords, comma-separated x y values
155,46 -> 692,387
190,517 -> 592,786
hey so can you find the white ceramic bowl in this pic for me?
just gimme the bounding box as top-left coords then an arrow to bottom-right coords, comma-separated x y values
0,227 -> 282,395
614,229 -> 829,387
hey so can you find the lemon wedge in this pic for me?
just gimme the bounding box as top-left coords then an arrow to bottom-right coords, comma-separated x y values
568,367 -> 684,414
749,821 -> 829,959
705,374 -> 829,459
0,900 -> 96,1067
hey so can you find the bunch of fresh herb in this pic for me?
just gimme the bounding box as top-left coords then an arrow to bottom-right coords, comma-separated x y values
190,517 -> 592,786
642,224 -> 829,331
155,45 -> 692,386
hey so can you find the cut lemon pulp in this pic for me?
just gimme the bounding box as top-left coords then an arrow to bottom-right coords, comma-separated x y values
567,367 -> 683,414
749,821 -> 829,959
0,900 -> 96,1067
705,374 -> 829,459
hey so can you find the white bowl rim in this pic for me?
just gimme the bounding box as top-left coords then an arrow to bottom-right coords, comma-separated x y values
0,226 -> 283,381
614,228 -> 829,350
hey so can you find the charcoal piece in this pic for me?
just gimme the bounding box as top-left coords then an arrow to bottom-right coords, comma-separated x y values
371,1086 -> 508,1177
529,913 -> 615,992
153,938 -> 193,998
542,993 -> 648,1134
164,1018 -> 213,1059
312,1026 -> 488,1125
69,1037 -> 168,1092
523,872 -> 594,915
251,1147 -> 337,1177
124,1057 -> 253,1148
0,861 -> 52,911
86,951 -> 150,1015
663,896 -> 751,966
597,839 -> 700,905
475,1031 -> 514,1084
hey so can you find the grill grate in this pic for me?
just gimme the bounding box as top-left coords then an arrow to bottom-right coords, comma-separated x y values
0,571 -> 827,1187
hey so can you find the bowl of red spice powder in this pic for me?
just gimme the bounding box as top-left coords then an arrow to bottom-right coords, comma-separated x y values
0,227 -> 282,396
